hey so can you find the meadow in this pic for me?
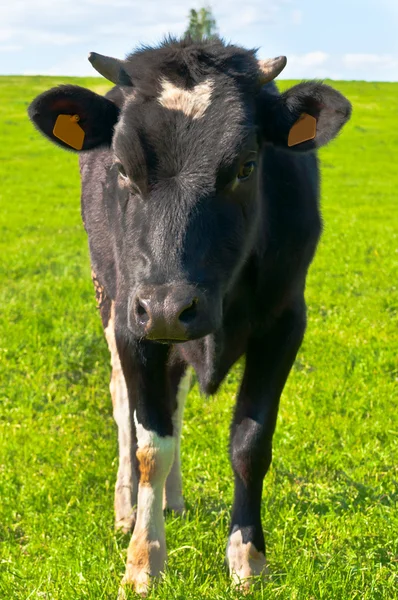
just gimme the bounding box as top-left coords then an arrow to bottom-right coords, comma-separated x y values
0,76 -> 397,599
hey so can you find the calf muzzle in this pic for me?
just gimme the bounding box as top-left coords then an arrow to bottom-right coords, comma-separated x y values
130,284 -> 213,342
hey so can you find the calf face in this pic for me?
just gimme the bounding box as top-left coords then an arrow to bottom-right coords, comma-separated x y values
110,81 -> 259,341
97,62 -> 265,342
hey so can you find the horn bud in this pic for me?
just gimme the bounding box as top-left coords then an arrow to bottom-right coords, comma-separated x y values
88,52 -> 131,86
258,56 -> 287,85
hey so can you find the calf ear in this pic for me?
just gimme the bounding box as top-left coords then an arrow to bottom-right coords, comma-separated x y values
258,81 -> 352,152
28,85 -> 120,152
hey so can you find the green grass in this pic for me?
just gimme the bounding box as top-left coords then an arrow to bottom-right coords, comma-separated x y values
0,75 -> 397,599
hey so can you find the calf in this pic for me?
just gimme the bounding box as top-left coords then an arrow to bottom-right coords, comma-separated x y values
28,36 -> 351,595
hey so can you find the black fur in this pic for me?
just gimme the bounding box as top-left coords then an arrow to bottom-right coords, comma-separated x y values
28,36 -> 351,567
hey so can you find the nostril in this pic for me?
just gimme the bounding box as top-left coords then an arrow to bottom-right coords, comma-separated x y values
135,298 -> 150,325
178,298 -> 198,324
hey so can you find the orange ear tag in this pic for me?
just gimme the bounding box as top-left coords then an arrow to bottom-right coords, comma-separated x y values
53,114 -> 85,150
287,113 -> 317,147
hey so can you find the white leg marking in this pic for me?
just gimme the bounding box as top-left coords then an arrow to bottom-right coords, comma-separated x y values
158,78 -> 214,119
104,303 -> 137,532
121,413 -> 175,596
226,530 -> 268,591
163,367 -> 192,513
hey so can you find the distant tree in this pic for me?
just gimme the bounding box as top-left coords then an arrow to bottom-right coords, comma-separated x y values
185,6 -> 218,41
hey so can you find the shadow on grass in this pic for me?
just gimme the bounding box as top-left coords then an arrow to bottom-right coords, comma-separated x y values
270,467 -> 398,517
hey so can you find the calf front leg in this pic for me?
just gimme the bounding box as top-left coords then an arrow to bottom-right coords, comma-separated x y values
123,412 -> 175,595
227,303 -> 306,590
117,338 -> 175,596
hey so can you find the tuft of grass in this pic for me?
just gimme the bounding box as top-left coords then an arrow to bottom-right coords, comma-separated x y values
0,76 -> 397,599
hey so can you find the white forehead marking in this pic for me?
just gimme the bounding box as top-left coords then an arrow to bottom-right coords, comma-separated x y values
158,78 -> 214,119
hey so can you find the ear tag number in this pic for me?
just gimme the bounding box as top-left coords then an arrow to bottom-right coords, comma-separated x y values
288,113 -> 317,147
53,114 -> 85,150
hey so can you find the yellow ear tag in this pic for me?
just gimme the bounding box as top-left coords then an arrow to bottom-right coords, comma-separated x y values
287,113 -> 317,147
53,114 -> 85,150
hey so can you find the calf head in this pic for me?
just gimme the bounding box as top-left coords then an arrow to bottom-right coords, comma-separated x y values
28,38 -> 351,343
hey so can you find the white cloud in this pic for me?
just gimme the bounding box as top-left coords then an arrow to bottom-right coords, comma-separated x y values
29,30 -> 82,45
235,7 -> 258,27
0,26 -> 82,47
289,51 -> 329,67
215,0 -> 280,32
291,9 -> 302,25
0,29 -> 13,42
281,51 -> 398,81
379,0 -> 398,18
0,44 -> 23,52
343,53 -> 398,70
24,54 -> 94,77
283,51 -> 330,78
85,0 -> 134,5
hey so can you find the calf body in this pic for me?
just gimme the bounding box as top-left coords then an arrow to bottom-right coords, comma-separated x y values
28,37 -> 351,595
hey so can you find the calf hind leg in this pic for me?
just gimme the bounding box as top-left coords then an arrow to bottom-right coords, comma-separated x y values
101,296 -> 137,532
163,364 -> 192,514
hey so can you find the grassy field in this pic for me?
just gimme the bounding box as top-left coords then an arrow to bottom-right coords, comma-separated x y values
0,75 -> 397,599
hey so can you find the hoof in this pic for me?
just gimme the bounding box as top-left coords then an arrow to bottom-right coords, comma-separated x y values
117,584 -> 127,600
227,530 -> 268,592
231,564 -> 269,593
118,573 -> 150,598
115,508 -> 137,534
164,498 -> 186,516
120,536 -> 166,597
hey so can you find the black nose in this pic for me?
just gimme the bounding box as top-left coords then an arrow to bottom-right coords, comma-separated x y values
131,285 -> 211,341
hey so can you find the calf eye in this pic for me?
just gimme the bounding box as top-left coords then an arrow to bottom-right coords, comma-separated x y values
117,162 -> 128,179
237,161 -> 256,181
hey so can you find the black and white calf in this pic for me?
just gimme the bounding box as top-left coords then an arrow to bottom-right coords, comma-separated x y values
28,37 -> 351,595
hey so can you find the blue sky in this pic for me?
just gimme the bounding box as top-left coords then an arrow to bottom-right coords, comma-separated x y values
0,0 -> 397,80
